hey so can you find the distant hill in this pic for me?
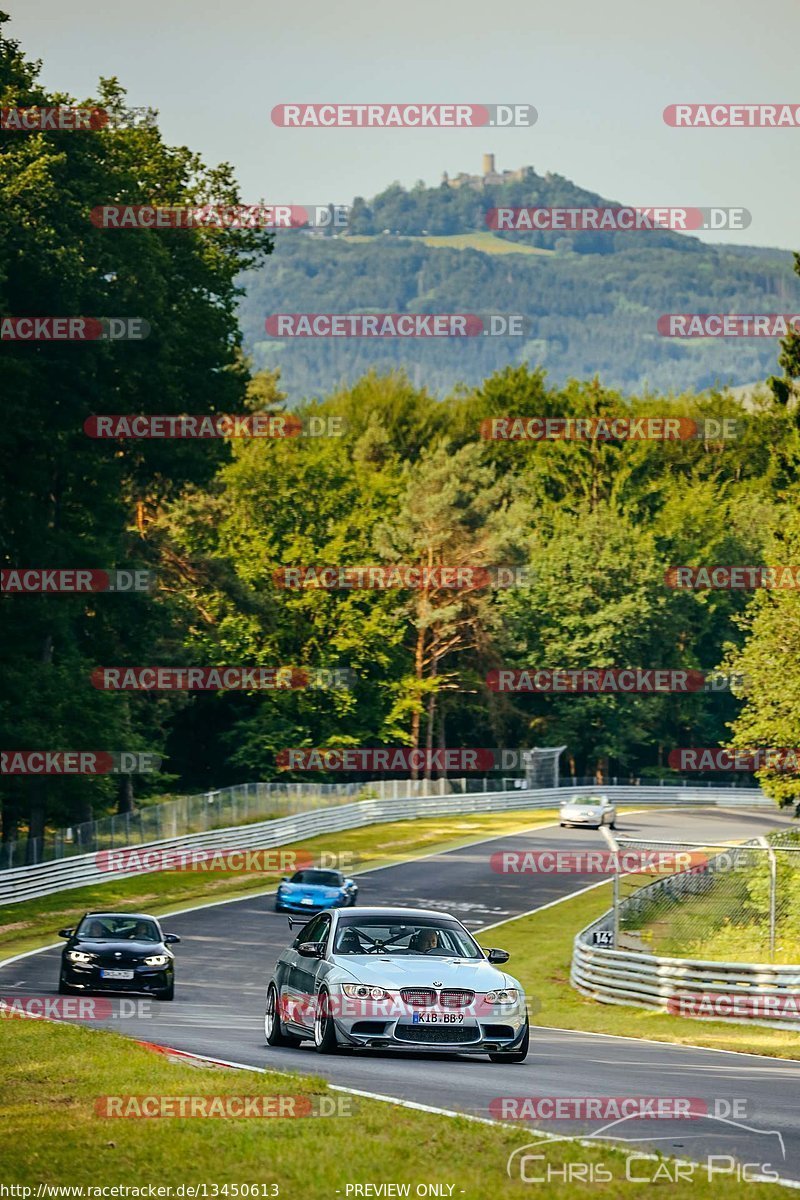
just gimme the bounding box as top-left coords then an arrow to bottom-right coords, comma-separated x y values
238,165 -> 800,400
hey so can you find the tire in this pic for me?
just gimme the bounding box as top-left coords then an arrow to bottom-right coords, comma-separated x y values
58,972 -> 73,995
349,893 -> 358,906
312,988 -> 339,1054
489,1016 -> 529,1064
609,820 -> 616,830
156,980 -> 175,1001
274,901 -> 283,912
264,983 -> 301,1048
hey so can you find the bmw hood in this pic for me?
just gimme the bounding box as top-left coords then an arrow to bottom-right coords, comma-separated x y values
71,939 -> 164,955
330,956 -> 513,990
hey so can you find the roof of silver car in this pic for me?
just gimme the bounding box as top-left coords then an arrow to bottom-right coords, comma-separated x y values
334,906 -> 460,920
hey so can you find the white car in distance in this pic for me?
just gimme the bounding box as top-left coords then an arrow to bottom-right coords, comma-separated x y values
559,794 -> 617,830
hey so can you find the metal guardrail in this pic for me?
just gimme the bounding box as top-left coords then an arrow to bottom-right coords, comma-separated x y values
0,784 -> 772,907
571,838 -> 800,1031
3,772 -> 762,869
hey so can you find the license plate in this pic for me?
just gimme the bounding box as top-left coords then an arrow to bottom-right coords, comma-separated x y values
101,969 -> 134,980
412,1012 -> 464,1024
300,898 -> 314,905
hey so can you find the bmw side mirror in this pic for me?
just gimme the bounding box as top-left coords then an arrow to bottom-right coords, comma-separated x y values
164,933 -> 180,944
298,942 -> 325,959
58,928 -> 74,939
281,876 -> 289,882
487,947 -> 510,964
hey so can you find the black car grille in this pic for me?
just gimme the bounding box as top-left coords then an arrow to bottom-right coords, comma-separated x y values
400,988 -> 474,1009
440,989 -> 474,1008
401,988 -> 436,1007
394,1023 -> 479,1045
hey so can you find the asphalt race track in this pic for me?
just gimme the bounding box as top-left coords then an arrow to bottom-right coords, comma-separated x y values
4,807 -> 800,1184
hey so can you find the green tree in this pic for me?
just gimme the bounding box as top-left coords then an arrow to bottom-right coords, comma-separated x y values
0,13 -> 270,853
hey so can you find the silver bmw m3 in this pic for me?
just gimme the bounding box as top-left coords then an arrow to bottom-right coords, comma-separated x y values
264,906 -> 529,1062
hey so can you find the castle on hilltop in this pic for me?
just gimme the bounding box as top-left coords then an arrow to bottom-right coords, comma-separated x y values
442,154 -> 534,190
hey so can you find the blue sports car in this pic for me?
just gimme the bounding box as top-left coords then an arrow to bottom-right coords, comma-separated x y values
275,868 -> 358,913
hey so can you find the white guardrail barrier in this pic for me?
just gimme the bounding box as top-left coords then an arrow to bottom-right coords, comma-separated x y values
0,784 -> 772,906
571,869 -> 800,1032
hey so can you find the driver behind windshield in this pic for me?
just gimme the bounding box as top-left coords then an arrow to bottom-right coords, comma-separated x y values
411,928 -> 440,953
130,920 -> 156,941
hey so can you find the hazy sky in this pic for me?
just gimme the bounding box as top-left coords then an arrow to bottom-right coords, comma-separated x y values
10,0 -> 800,250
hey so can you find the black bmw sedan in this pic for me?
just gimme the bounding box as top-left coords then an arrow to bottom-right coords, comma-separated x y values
58,911 -> 180,1000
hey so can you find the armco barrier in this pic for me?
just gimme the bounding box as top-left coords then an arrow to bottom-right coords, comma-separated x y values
571,869 -> 800,1032
0,784 -> 772,907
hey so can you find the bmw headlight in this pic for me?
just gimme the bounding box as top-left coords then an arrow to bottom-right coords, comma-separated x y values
341,984 -> 388,1000
67,950 -> 94,964
144,954 -> 169,967
484,988 -> 519,1005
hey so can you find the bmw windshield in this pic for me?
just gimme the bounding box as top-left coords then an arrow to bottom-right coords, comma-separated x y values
332,917 -> 482,958
76,916 -> 160,942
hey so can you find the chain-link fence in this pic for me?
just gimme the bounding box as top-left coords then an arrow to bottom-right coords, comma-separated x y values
0,763 -> 765,871
610,830 -> 800,964
0,775 -> 533,869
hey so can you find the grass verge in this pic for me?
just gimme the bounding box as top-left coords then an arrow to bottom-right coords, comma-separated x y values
478,883 -> 800,1060
0,808 -> 564,960
343,231 -> 554,256
0,1016 -> 784,1195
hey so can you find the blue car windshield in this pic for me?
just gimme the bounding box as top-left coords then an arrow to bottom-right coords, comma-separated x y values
290,870 -> 343,886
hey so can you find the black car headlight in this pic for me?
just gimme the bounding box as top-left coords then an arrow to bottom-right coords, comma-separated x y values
144,954 -> 169,967
67,950 -> 94,964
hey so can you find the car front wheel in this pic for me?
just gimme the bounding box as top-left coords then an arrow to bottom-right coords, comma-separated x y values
57,972 -> 74,995
313,989 -> 339,1054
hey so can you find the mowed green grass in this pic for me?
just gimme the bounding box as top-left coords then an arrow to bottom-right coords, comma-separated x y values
0,1017 -> 785,1196
344,231 -> 554,256
0,808 -> 564,959
479,882 -> 800,1060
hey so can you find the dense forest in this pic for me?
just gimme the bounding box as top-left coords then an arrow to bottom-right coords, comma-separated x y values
238,174 -> 800,398
2,14 -> 800,859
